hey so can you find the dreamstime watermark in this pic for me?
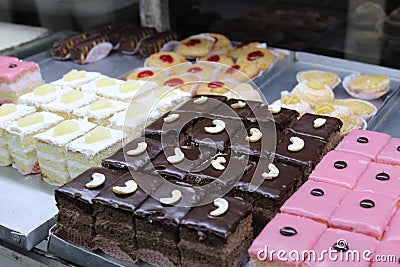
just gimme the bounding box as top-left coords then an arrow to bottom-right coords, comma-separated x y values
256,239 -> 398,264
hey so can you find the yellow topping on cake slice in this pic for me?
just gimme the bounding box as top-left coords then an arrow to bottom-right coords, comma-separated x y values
119,81 -> 140,93
300,71 -> 339,86
85,127 -> 111,144
333,99 -> 376,117
33,84 -> 57,96
281,95 -> 300,104
315,103 -> 335,114
61,91 -> 84,104
0,104 -> 17,117
96,77 -> 116,88
17,113 -> 44,127
307,80 -> 327,90
53,120 -> 79,136
63,69 -> 86,81
350,74 -> 390,91
90,99 -> 112,111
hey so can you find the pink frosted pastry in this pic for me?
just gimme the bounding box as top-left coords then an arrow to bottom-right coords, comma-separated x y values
303,228 -> 379,267
383,208 -> 400,241
377,138 -> 400,166
248,213 -> 327,266
309,150 -> 370,189
0,56 -> 19,67
354,162 -> 400,201
330,191 -> 397,239
371,240 -> 400,267
281,180 -> 349,224
335,129 -> 391,161
0,60 -> 43,103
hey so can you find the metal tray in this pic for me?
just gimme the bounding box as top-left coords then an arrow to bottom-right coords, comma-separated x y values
258,51 -> 400,115
367,87 -> 400,137
0,167 -> 57,250
48,227 -> 146,267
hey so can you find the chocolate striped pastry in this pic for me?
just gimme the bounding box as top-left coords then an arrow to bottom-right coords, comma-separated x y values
69,35 -> 112,64
137,31 -> 178,57
108,24 -> 139,47
52,33 -> 93,60
119,27 -> 157,54
86,23 -> 117,35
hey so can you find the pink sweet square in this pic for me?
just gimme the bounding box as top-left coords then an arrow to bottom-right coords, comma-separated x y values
335,130 -> 390,161
354,162 -> 400,201
0,61 -> 40,83
304,228 -> 379,267
281,180 -> 349,223
377,138 -> 400,166
371,240 -> 400,267
249,213 -> 327,266
383,208 -> 400,242
330,191 -> 397,239
309,150 -> 370,189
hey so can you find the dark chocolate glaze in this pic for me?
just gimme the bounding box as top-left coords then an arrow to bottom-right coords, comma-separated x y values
230,121 -> 279,159
92,172 -> 149,212
289,113 -> 342,142
70,35 -> 111,64
138,31 -> 178,57
144,146 -> 212,181
175,95 -> 227,115
180,196 -> 252,240
248,106 -> 299,131
360,199 -> 375,209
102,137 -> 162,172
55,167 -> 124,204
236,161 -> 302,200
274,132 -> 327,170
120,27 -> 157,53
209,99 -> 262,121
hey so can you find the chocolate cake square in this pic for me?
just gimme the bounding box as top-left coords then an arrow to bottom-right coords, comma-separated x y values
289,113 -> 342,150
230,121 -> 281,160
134,184 -> 194,265
55,167 -> 124,247
144,111 -> 200,145
144,146 -> 213,181
92,172 -> 150,256
175,95 -> 227,115
179,196 -> 253,266
186,153 -> 255,189
248,105 -> 299,131
186,117 -> 241,152
209,99 -> 262,121
231,160 -> 303,236
274,132 -> 328,176
101,137 -> 163,172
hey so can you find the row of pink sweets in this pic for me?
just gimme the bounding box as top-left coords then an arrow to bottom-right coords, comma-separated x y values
249,129 -> 400,267
0,56 -> 43,104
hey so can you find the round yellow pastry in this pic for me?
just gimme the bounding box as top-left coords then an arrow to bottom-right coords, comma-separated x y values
223,83 -> 263,101
297,71 -> 340,89
349,74 -> 390,93
196,80 -> 238,95
273,94 -> 312,116
229,42 -> 261,59
333,99 -> 377,119
236,48 -> 276,72
291,82 -> 334,109
204,33 -> 232,52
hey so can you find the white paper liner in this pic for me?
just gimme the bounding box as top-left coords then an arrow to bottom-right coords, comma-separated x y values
342,73 -> 390,100
160,40 -> 180,52
255,43 -> 268,49
80,42 -> 113,64
296,70 -> 341,90
334,98 -> 378,120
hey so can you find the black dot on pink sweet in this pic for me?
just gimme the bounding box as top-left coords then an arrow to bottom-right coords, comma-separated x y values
333,242 -> 349,252
397,146 -> 400,152
357,137 -> 369,143
360,199 -> 375,209
334,161 -> 347,169
376,172 -> 390,181
280,226 -> 297,236
311,188 -> 324,197
9,64 -> 17,68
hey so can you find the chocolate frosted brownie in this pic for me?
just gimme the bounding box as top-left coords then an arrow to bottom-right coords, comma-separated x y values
119,27 -> 157,54
186,117 -> 241,152
55,167 -> 124,247
289,113 -> 342,150
144,146 -> 212,181
134,193 -> 192,265
232,160 -> 303,236
274,132 -> 328,175
137,31 -> 179,57
209,98 -> 262,121
92,172 -> 152,256
230,121 -> 281,160
248,105 -> 299,131
179,196 -> 253,266
144,111 -> 200,145
102,137 -> 162,172
175,95 -> 227,115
